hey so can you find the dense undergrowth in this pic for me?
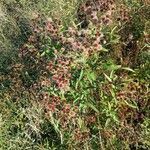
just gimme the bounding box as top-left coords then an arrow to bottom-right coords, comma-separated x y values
0,0 -> 150,149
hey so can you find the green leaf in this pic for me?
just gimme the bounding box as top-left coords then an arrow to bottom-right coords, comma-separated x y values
104,73 -> 112,82
110,26 -> 118,35
79,69 -> 84,81
87,71 -> 96,84
121,67 -> 135,72
105,118 -> 111,127
87,103 -> 99,113
101,47 -> 108,52
75,69 -> 84,89
108,102 -> 112,111
78,117 -> 84,129
90,72 -> 96,81
124,100 -> 138,109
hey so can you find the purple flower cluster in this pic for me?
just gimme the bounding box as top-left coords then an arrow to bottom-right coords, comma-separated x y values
46,56 -> 71,91
77,0 -> 115,27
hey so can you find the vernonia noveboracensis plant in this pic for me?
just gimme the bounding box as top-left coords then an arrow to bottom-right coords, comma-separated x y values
0,0 -> 149,149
